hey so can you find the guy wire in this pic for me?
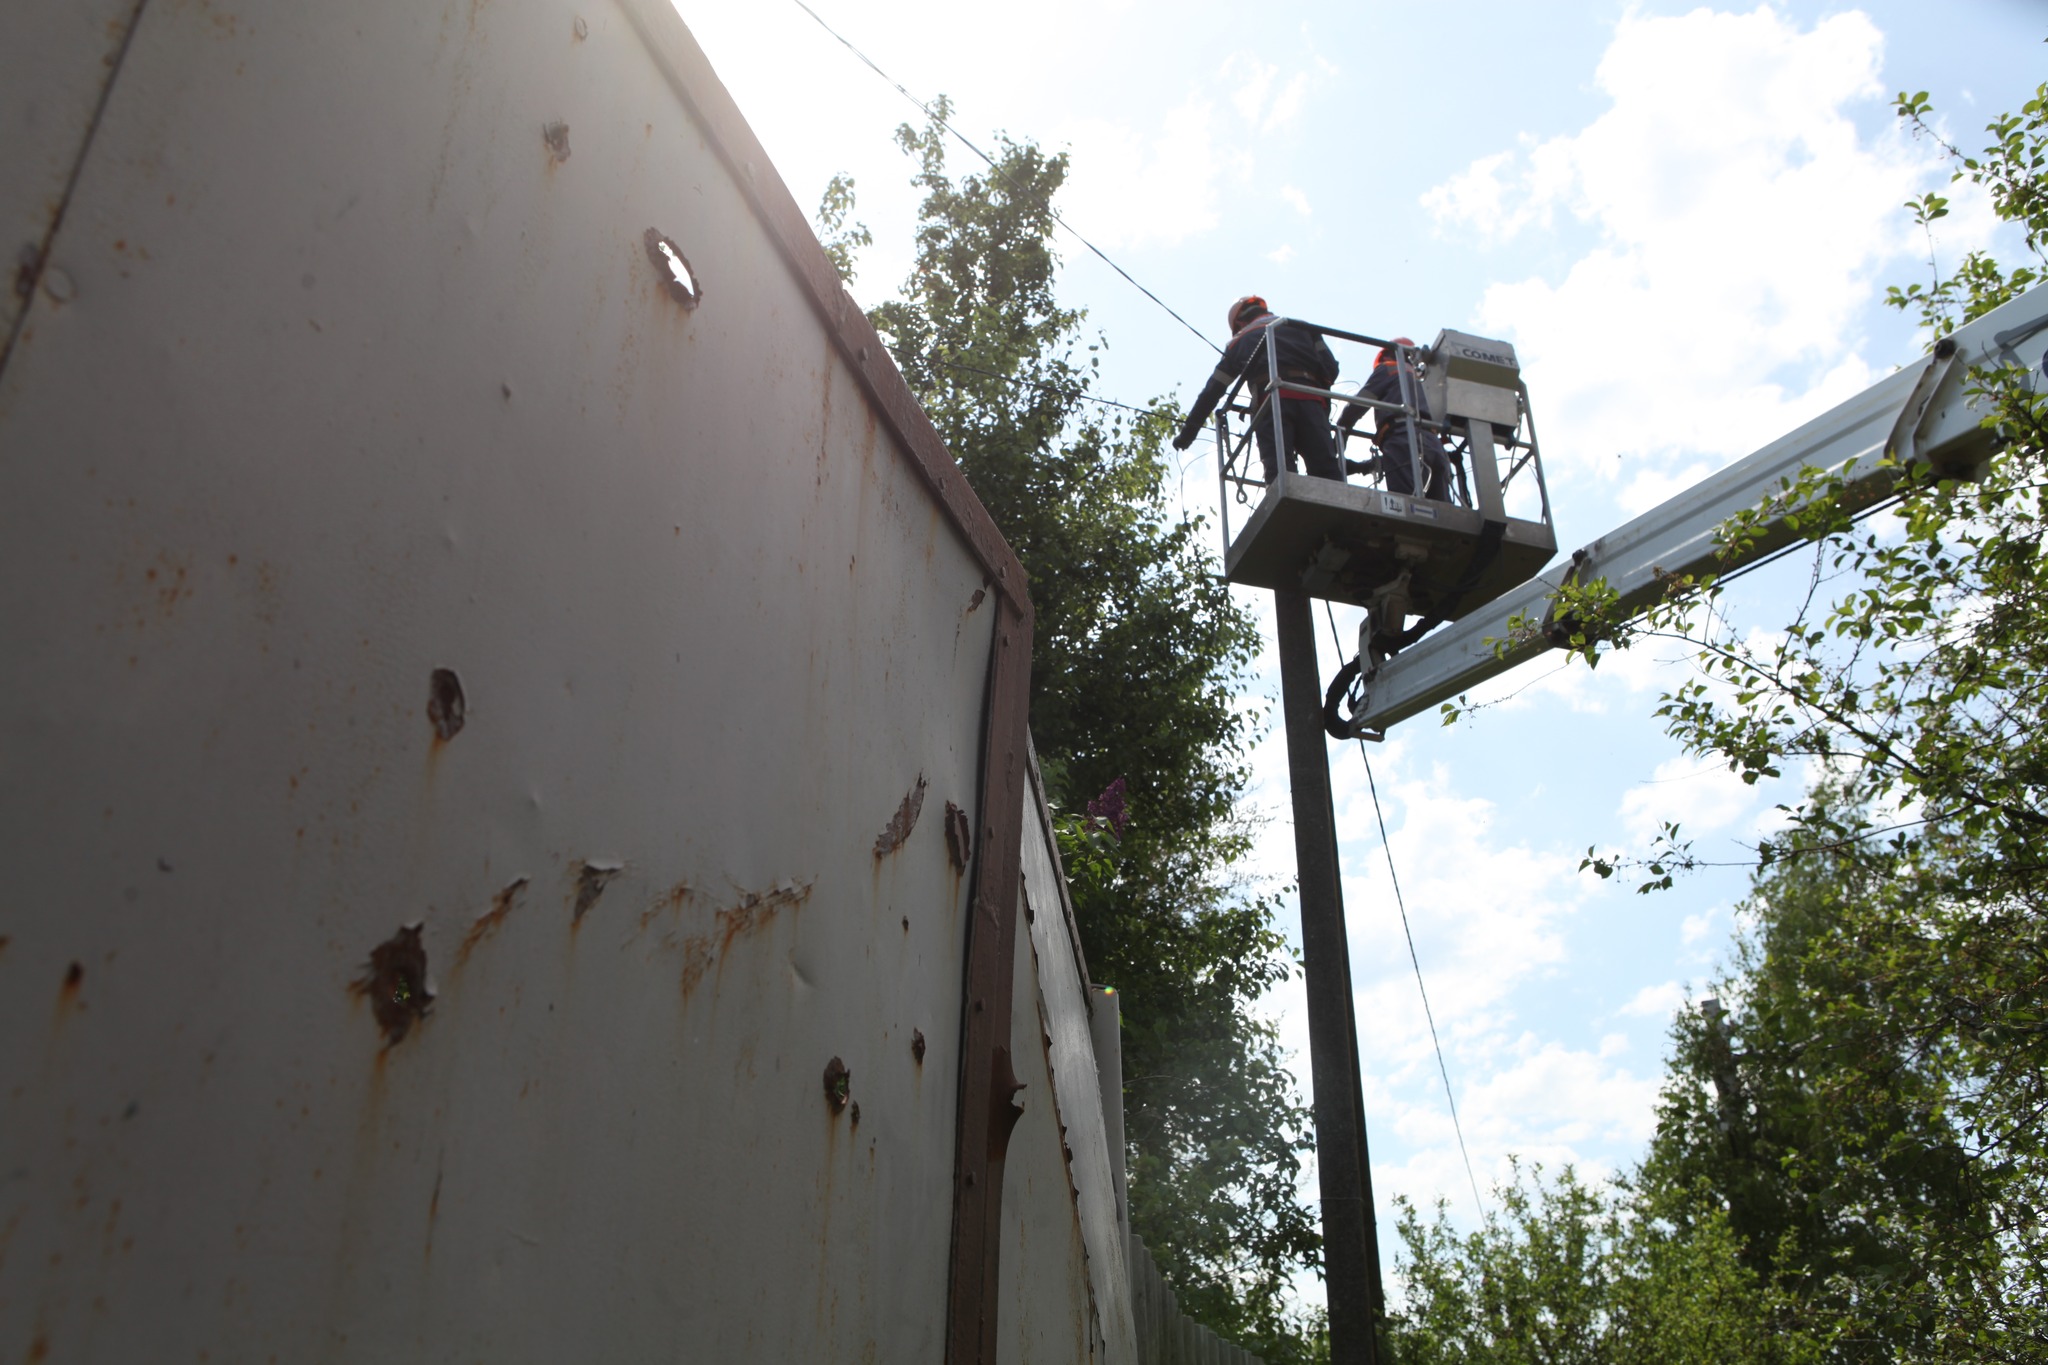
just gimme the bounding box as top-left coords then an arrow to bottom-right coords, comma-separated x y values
1323,598 -> 1488,1220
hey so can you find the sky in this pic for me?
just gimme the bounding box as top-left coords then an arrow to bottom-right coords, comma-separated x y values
671,0 -> 2046,1307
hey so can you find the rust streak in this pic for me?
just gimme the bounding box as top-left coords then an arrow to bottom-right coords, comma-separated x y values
638,879 -> 693,932
677,879 -> 813,999
54,961 -> 84,1023
458,877 -> 527,964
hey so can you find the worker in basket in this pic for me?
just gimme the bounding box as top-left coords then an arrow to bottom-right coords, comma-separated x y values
1173,295 -> 1343,483
1337,338 -> 1455,502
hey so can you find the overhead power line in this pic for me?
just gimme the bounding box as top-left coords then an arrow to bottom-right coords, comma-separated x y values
1324,600 -> 1488,1221
787,0 -> 1223,357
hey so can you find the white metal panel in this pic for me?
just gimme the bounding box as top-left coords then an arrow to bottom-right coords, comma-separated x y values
0,0 -> 999,1360
1354,282 -> 2048,731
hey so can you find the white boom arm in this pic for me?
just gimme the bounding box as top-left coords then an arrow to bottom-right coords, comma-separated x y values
1349,283 -> 2048,734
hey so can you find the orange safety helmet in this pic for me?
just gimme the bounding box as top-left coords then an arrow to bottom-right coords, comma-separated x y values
1228,295 -> 1269,332
1374,336 -> 1417,366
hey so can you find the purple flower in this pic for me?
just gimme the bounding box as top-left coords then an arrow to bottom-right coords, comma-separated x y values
1085,777 -> 1130,840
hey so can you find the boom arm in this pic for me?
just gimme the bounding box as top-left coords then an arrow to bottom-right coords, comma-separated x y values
1345,283 -> 2048,735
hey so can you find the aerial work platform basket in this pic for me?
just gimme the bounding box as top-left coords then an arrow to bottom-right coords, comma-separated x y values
1212,321 -> 1558,640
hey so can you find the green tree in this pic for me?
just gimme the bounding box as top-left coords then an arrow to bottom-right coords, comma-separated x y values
1388,1165 -> 1822,1365
1640,801 -> 2007,1360
1555,84 -> 2048,1360
818,109 -> 1323,1358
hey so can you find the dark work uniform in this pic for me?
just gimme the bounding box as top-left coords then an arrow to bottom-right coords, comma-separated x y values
1175,314 -> 1342,482
1340,356 -> 1454,501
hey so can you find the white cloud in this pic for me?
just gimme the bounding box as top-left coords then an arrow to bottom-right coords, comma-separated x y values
1281,184 -> 1312,217
1420,6 -> 1989,489
1224,55 -> 1313,134
1267,243 -> 1297,265
1617,979 -> 1689,1018
1461,1034 -> 1661,1147
1681,907 -> 1720,946
1334,752 -> 1589,1033
1058,96 -> 1247,250
1228,56 -> 1279,125
1454,626 -> 1677,718
1618,752 -> 1762,843
1264,73 -> 1310,132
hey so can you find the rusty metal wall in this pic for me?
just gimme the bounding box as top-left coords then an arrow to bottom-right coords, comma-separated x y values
0,0 -> 1124,1359
993,759 -> 1140,1363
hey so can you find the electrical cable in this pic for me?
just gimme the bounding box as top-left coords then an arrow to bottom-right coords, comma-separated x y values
1322,599 -> 1488,1219
788,0 -> 1223,357
932,357 -> 1161,418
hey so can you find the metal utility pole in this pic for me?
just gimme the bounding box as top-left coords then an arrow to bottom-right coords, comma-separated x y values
1275,588 -> 1383,1365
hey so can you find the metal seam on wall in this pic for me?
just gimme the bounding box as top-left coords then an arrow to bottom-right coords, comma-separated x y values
945,592 -> 1035,1364
0,0 -> 152,379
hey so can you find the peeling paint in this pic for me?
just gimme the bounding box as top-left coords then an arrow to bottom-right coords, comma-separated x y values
873,775 -> 926,859
944,801 -> 971,872
572,861 -> 622,923
541,120 -> 570,163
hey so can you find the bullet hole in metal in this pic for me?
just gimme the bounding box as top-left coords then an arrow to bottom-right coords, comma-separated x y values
500,382 -> 513,401
427,668 -> 465,742
901,915 -> 910,933
874,774 -> 927,859
642,228 -> 700,309
849,1100 -> 861,1128
912,1029 -> 926,1064
572,14 -> 588,39
965,586 -> 986,614
573,861 -> 621,923
122,1101 -> 138,1120
156,857 -> 173,873
352,924 -> 433,1047
63,961 -> 83,990
823,1056 -> 850,1114
542,121 -> 571,164
944,801 -> 971,872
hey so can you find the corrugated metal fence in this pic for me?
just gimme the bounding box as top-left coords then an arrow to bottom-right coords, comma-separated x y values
1127,1233 -> 1267,1365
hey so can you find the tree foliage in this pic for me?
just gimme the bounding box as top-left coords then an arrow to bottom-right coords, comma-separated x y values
818,108 -> 1323,1358
1389,1165 -> 1822,1365
1400,83 -> 2048,1363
